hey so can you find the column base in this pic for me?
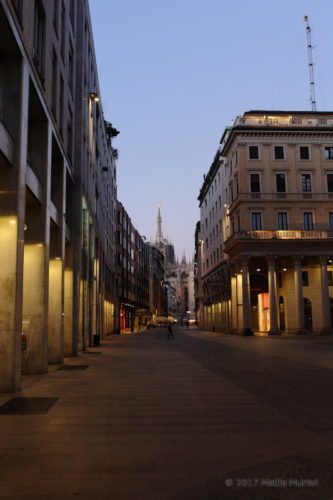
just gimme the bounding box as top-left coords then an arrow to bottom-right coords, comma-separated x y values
319,327 -> 333,336
268,330 -> 281,336
241,328 -> 253,336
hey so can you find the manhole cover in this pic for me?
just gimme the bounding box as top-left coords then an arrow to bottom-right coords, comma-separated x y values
0,397 -> 58,415
57,364 -> 89,370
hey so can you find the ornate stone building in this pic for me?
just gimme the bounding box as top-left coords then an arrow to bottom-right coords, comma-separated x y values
153,206 -> 195,322
198,110 -> 333,335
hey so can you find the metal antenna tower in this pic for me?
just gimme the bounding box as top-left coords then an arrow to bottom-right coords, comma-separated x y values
304,15 -> 317,111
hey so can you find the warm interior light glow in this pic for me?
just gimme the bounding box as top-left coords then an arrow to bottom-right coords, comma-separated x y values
256,268 -> 261,272
9,219 -> 16,224
283,268 -> 287,271
89,92 -> 99,102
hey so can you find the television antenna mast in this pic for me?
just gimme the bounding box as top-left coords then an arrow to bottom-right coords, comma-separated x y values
304,15 -> 317,111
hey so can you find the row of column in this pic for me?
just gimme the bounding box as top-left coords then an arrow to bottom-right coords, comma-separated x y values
240,255 -> 331,335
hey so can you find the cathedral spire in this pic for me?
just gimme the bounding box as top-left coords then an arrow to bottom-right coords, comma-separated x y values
156,204 -> 163,244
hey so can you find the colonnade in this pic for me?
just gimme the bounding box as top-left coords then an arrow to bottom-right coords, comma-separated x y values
235,255 -> 332,335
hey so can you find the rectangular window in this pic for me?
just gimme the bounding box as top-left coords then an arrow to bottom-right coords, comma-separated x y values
274,146 -> 284,160
250,173 -> 260,199
329,213 -> 333,230
301,173 -> 312,198
276,173 -> 286,193
53,0 -> 59,33
249,146 -> 259,159
250,173 -> 260,192
67,107 -> 73,161
327,174 -> 333,193
59,74 -> 64,136
252,212 -> 262,230
12,0 -> 22,19
69,0 -> 75,27
68,42 -> 74,92
302,271 -> 309,287
34,1 -> 45,74
300,146 -> 310,160
61,2 -> 66,58
325,147 -> 333,160
303,212 -> 313,230
52,49 -> 58,117
301,174 -> 312,192
277,212 -> 288,230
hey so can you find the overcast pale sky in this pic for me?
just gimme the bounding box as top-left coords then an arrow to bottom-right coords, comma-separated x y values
89,0 -> 333,260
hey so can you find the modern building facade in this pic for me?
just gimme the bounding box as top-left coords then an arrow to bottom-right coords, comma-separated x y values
116,201 -> 149,333
197,151 -> 230,332
198,110 -> 333,335
0,0 -> 117,392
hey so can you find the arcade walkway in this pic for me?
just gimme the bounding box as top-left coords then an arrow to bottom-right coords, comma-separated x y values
1,327 -> 333,499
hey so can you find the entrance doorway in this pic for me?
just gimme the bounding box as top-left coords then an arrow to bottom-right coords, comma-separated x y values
279,296 -> 285,331
250,274 -> 268,331
304,298 -> 312,331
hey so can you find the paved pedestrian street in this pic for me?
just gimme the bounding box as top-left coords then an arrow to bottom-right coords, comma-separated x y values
1,328 -> 333,499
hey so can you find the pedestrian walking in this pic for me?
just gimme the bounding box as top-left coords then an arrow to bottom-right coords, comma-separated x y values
167,323 -> 174,339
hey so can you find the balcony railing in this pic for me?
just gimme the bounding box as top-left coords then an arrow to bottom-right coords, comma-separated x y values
225,230 -> 333,246
230,192 -> 333,205
234,116 -> 333,128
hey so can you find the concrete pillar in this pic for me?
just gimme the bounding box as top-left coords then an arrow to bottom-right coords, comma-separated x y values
293,256 -> 304,333
48,259 -> 63,363
231,275 -> 238,332
320,256 -> 331,334
0,60 -> 29,391
241,258 -> 252,335
22,121 -> 51,374
48,159 -> 65,364
267,256 -> 280,335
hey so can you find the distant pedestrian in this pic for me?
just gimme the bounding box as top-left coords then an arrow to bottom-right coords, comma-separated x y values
186,320 -> 189,329
167,323 -> 174,339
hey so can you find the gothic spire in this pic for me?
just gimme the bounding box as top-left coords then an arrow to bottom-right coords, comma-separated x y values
156,204 -> 163,244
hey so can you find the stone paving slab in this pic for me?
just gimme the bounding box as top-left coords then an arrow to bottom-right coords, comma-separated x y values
0,328 -> 332,499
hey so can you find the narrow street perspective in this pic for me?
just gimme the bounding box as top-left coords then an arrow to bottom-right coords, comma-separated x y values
1,327 -> 333,499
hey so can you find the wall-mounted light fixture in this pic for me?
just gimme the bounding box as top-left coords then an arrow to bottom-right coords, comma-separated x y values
89,92 -> 99,102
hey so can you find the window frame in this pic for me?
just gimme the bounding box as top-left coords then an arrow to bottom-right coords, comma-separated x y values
277,212 -> 288,230
324,147 -> 333,160
299,146 -> 310,160
251,212 -> 262,230
303,212 -> 314,230
248,145 -> 260,160
274,145 -> 285,160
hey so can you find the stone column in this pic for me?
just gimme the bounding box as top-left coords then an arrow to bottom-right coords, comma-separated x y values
241,258 -> 252,335
267,256 -> 279,335
320,256 -> 331,333
294,256 -> 304,333
0,60 -> 29,391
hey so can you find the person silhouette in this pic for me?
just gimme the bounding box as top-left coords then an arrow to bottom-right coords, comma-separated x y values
167,323 -> 174,339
